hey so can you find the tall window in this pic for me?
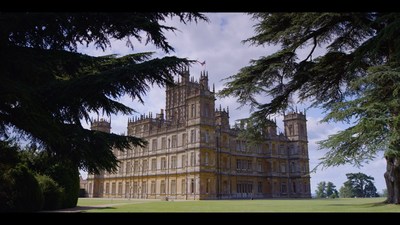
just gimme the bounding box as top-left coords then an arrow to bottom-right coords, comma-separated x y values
161,137 -> 166,149
182,155 -> 187,167
191,179 -> 195,194
160,180 -> 166,194
142,181 -> 147,195
143,160 -> 148,172
118,182 -> 122,195
172,135 -> 177,148
105,183 -> 110,194
133,182 -> 138,195
126,161 -> 131,175
125,182 -> 130,196
205,131 -> 209,143
293,182 -> 297,193
134,160 -> 139,173
205,152 -> 209,166
182,133 -> 187,145
280,163 -> 286,173
258,182 -> 262,193
191,104 -> 196,118
190,130 -> 196,143
181,179 -> 186,194
118,162 -> 123,175
190,152 -> 195,166
151,181 -> 156,194
151,139 -> 157,152
206,179 -> 210,194
171,156 -> 177,169
281,183 -> 287,193
171,180 -> 177,194
161,157 -> 166,170
291,162 -> 296,173
111,182 -> 116,195
257,161 -> 262,172
151,158 -> 157,171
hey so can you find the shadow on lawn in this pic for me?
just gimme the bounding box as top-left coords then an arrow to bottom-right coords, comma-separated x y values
42,206 -> 116,213
328,200 -> 387,208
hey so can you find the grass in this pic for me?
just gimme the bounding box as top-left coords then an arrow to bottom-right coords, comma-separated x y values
77,197 -> 400,212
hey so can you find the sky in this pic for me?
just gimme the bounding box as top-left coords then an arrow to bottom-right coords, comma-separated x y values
78,13 -> 387,195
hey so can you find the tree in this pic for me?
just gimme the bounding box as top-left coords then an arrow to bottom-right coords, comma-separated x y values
219,13 -> 400,203
315,181 -> 327,198
0,13 -> 208,174
340,173 -> 379,198
326,181 -> 339,198
339,183 -> 354,198
315,181 -> 338,198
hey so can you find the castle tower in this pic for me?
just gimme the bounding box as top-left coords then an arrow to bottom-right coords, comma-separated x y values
283,111 -> 311,198
283,112 -> 307,142
88,117 -> 110,197
91,118 -> 111,133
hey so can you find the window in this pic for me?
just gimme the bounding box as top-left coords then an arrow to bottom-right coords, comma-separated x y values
190,130 -> 196,143
111,182 -> 116,195
258,182 -> 262,193
152,139 -> 157,151
181,179 -> 186,194
105,183 -> 110,194
161,137 -> 166,149
182,155 -> 187,167
151,158 -> 157,171
171,156 -> 177,169
257,161 -> 262,172
151,181 -> 156,194
134,160 -> 139,173
205,131 -> 209,143
191,104 -> 196,118
293,182 -> 297,193
172,135 -> 177,148
161,157 -> 166,170
205,152 -> 209,166
291,162 -> 296,173
182,133 -> 187,145
160,180 -> 166,194
118,162 -> 123,175
280,163 -> 286,173
288,125 -> 293,135
125,182 -> 130,196
279,144 -> 285,155
118,182 -> 122,195
142,181 -> 147,195
236,159 -> 242,171
247,160 -> 252,171
190,152 -> 195,166
143,160 -> 148,172
191,179 -> 195,194
133,182 -> 138,195
281,183 -> 287,193
204,103 -> 210,117
126,161 -> 131,175
206,179 -> 210,193
171,180 -> 177,194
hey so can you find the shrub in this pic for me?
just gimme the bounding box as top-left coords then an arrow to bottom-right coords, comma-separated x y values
36,174 -> 65,210
5,164 -> 44,212
47,162 -> 79,208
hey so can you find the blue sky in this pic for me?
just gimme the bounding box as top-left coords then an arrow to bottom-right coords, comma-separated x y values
78,13 -> 387,195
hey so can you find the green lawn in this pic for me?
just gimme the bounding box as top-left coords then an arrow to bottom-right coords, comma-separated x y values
77,197 -> 400,212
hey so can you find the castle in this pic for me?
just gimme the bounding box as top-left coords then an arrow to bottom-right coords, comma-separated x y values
86,68 -> 311,199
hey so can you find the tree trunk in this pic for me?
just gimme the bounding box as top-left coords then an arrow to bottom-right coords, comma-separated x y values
384,156 -> 400,204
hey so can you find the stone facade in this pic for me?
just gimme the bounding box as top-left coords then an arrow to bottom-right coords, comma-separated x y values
86,68 -> 311,200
